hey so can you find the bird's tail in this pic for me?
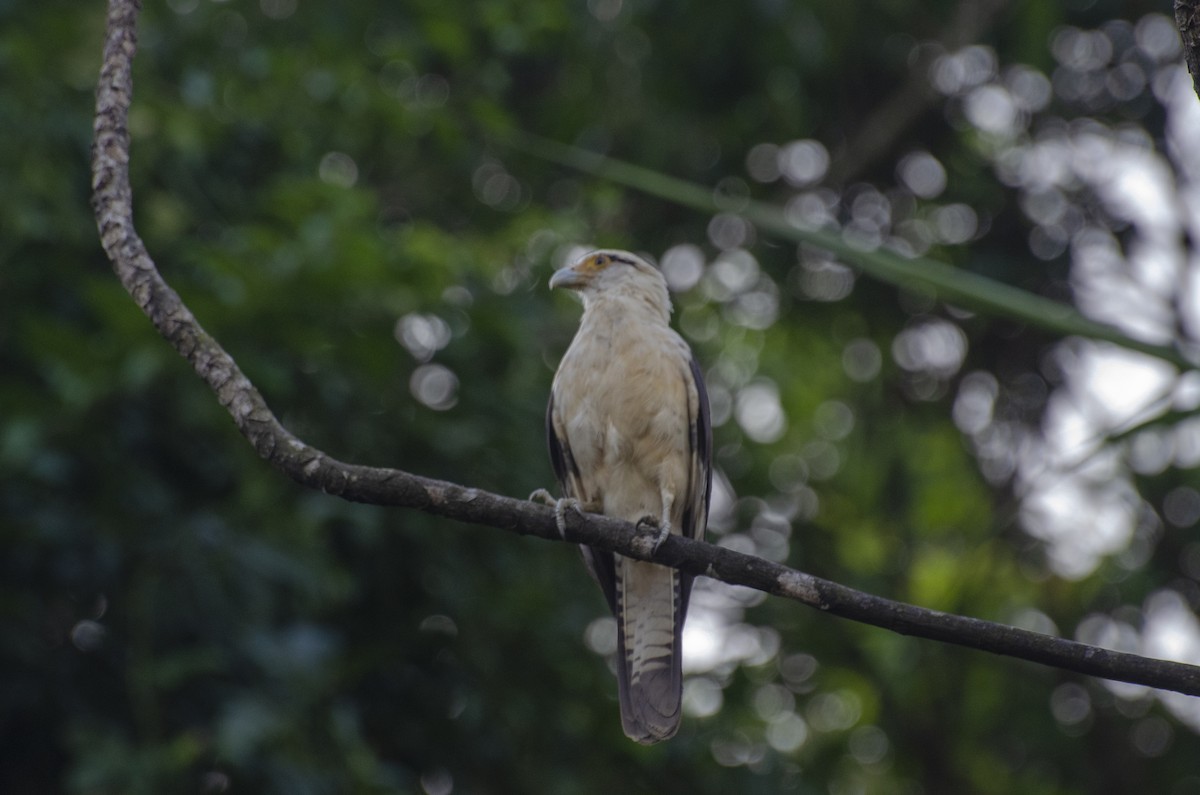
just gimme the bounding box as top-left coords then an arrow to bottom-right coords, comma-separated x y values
614,556 -> 687,744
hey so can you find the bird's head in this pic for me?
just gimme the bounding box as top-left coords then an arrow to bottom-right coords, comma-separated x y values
549,249 -> 672,319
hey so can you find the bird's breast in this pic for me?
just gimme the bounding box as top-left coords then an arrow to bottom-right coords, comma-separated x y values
554,317 -> 691,518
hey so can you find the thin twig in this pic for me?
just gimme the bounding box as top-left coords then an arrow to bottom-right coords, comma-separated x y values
827,0 -> 1009,185
506,133 -> 1195,370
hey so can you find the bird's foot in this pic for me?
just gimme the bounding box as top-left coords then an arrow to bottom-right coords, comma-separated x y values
634,515 -> 673,555
529,489 -> 583,540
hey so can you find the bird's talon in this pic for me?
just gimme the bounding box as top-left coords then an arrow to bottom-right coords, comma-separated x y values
634,515 -> 658,533
530,489 -> 579,539
555,498 -> 584,540
635,515 -> 673,554
553,497 -> 583,540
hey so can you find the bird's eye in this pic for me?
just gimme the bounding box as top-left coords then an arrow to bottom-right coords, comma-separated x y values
585,252 -> 636,271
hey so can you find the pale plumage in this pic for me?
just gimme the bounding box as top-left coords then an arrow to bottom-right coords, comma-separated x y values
546,249 -> 712,744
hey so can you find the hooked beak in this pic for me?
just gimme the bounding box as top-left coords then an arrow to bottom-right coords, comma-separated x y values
549,264 -> 587,291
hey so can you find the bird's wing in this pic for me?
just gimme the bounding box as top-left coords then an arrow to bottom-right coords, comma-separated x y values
546,387 -> 619,613
545,387 -> 573,490
678,353 -> 712,619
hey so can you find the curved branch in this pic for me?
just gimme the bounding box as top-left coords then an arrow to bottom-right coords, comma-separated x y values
93,0 -> 1200,700
1178,0 -> 1200,102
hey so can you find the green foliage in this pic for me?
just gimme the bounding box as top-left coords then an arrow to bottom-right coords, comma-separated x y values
4,0 -> 1200,793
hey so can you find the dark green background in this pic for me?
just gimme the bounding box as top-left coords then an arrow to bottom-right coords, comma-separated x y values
4,0 -> 1198,792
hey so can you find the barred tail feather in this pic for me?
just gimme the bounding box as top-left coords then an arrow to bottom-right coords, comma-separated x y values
615,556 -> 684,744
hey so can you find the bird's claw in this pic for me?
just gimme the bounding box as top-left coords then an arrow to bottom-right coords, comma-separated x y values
635,515 -> 673,555
552,498 -> 585,540
529,489 -> 582,540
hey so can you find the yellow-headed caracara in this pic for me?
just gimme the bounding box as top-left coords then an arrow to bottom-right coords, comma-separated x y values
545,249 -> 712,743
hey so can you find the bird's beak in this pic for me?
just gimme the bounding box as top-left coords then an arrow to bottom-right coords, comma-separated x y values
549,264 -> 587,291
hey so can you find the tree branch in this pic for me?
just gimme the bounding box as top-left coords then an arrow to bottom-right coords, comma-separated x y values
1178,0 -> 1200,102
826,0 -> 1009,186
93,0 -> 1200,700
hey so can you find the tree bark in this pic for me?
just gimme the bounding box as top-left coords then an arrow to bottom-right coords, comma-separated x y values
1178,0 -> 1200,101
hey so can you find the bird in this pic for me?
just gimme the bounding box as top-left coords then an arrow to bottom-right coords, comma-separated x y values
542,249 -> 712,744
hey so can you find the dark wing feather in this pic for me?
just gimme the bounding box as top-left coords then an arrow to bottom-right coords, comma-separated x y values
687,354 -> 714,536
546,388 -> 619,613
679,354 -> 712,621
545,389 -> 571,488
